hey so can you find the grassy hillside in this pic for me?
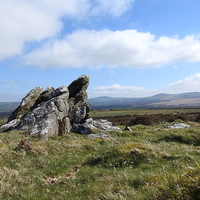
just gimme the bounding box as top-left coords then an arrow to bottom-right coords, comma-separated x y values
1,114 -> 200,199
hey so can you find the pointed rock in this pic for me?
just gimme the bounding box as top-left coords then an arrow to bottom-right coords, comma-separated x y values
68,75 -> 89,99
8,87 -> 43,122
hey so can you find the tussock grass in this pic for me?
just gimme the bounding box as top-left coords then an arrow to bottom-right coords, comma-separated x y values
1,120 -> 200,199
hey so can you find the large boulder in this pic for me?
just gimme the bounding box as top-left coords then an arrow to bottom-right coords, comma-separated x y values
17,89 -> 70,140
68,75 -> 90,124
0,75 -> 121,139
0,75 -> 90,139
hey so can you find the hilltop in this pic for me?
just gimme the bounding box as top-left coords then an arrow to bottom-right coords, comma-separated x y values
1,92 -> 200,117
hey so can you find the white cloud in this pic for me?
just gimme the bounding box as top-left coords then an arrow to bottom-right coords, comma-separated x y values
161,73 -> 200,94
90,84 -> 155,98
0,0 -> 134,61
92,0 -> 134,16
23,30 -> 200,69
1,80 -> 19,84
89,73 -> 200,98
0,0 -> 61,60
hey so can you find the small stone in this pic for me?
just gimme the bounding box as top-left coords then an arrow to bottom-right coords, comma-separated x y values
124,126 -> 132,131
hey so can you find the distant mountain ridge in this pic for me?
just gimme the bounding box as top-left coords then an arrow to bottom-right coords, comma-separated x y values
88,92 -> 200,109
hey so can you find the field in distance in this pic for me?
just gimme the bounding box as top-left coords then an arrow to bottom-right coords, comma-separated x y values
0,102 -> 19,117
90,108 -> 200,126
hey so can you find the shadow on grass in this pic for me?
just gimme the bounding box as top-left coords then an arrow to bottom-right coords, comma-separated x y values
156,131 -> 200,146
83,145 -> 155,168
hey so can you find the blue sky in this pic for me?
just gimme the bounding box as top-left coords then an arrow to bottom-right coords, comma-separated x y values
1,0 -> 200,101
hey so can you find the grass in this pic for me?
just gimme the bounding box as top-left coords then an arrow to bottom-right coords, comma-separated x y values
1,117 -> 200,199
90,108 -> 200,118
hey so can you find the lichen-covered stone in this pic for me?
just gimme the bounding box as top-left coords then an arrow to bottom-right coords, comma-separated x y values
8,87 -> 43,122
18,92 -> 69,139
0,74 -> 121,139
0,75 -> 91,139
68,75 -> 90,124
72,118 -> 122,134
0,119 -> 20,132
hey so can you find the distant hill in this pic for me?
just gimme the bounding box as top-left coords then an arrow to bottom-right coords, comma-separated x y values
88,92 -> 200,109
1,92 -> 200,115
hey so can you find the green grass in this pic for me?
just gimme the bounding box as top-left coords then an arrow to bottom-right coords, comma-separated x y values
1,119 -> 200,199
90,108 -> 200,118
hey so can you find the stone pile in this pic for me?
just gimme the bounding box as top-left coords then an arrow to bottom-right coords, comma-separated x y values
0,75 -> 121,139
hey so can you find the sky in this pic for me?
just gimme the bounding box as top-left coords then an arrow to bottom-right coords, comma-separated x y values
1,0 -> 200,102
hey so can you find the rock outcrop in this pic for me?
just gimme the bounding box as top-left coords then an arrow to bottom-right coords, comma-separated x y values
162,122 -> 191,129
0,75 -> 121,139
71,118 -> 122,134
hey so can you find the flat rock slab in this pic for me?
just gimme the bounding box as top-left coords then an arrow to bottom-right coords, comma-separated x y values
86,132 -> 110,139
163,122 -> 191,129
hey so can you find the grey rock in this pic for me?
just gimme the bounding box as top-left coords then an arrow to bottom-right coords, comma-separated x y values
0,119 -> 20,132
8,87 -> 43,122
86,132 -> 110,139
1,74 -> 122,139
33,87 -> 55,107
70,104 -> 91,124
163,122 -> 191,129
93,119 -> 122,132
71,118 -> 96,134
68,75 -> 89,99
124,126 -> 132,131
47,85 -> 68,100
1,75 -> 89,138
68,75 -> 90,124
18,92 -> 69,139
72,118 -> 122,134
71,124 -> 94,134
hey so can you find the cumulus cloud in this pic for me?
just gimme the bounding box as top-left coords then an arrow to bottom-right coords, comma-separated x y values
0,0 -> 134,61
89,73 -> 200,98
161,73 -> 200,94
23,30 -> 200,69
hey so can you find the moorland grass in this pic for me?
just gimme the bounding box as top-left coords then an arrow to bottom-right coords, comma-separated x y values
0,120 -> 200,199
89,108 -> 200,118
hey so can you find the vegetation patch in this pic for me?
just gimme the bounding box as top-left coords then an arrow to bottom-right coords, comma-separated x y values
1,110 -> 200,199
84,143 -> 155,168
156,129 -> 200,146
